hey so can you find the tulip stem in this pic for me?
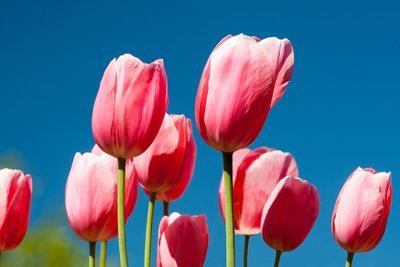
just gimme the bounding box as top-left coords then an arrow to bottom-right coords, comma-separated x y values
144,192 -> 157,267
89,241 -> 96,267
346,252 -> 354,267
163,201 -> 169,216
274,250 -> 281,267
222,152 -> 235,267
99,241 -> 107,267
117,158 -> 128,267
243,235 -> 250,267
0,251 -> 2,267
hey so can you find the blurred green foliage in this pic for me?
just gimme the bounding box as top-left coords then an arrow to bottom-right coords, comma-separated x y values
1,218 -> 86,267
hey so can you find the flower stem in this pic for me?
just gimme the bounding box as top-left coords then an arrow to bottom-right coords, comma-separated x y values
243,235 -> 250,267
223,152 -> 235,267
118,158 -> 128,267
0,251 -> 2,267
144,192 -> 157,267
99,241 -> 107,267
89,241 -> 96,267
163,201 -> 169,216
274,250 -> 282,267
346,252 -> 354,267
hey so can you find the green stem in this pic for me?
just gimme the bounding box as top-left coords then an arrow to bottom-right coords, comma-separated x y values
163,201 -> 169,216
0,251 -> 2,267
99,241 -> 107,267
89,241 -> 96,267
117,158 -> 128,267
274,250 -> 281,267
144,192 -> 157,267
223,152 -> 235,267
346,252 -> 354,267
243,235 -> 250,267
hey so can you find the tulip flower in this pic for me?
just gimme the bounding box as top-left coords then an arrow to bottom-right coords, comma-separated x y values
92,54 -> 168,159
195,34 -> 294,153
218,147 -> 298,267
219,147 -> 298,235
135,114 -> 195,267
65,150 -> 138,267
261,176 -> 319,267
0,169 -> 32,254
331,167 -> 392,267
155,117 -> 196,215
195,33 -> 294,267
92,53 -> 168,267
157,212 -> 208,267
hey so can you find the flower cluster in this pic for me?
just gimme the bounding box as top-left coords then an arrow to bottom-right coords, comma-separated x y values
0,34 -> 392,267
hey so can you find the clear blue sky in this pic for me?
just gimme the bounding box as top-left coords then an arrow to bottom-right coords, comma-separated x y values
1,0 -> 399,266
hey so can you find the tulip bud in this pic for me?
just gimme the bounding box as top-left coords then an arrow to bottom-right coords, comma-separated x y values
155,117 -> 196,202
157,212 -> 208,267
65,149 -> 138,241
92,54 -> 168,159
331,167 -> 392,253
195,34 -> 294,152
0,168 -> 32,251
135,114 -> 195,194
261,176 -> 319,252
219,147 -> 298,235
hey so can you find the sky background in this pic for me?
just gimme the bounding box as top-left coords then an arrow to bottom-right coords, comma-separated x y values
1,0 -> 400,266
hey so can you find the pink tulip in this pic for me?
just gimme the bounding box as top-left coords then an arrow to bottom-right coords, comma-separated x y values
135,114 -> 195,194
156,117 -> 196,202
157,212 -> 208,267
65,149 -> 138,241
0,168 -> 32,251
195,34 -> 294,152
92,54 -> 168,159
331,167 -> 392,253
261,176 -> 319,252
219,147 -> 298,235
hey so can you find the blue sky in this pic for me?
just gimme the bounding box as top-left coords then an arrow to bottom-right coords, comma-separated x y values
1,0 -> 399,266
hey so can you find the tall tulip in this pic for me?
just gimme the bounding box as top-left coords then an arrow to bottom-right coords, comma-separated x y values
65,150 -> 138,267
157,212 -> 208,267
331,167 -> 392,267
92,54 -> 168,159
218,147 -> 297,267
195,33 -> 294,267
195,34 -> 294,153
92,54 -> 168,267
261,176 -> 319,267
135,114 -> 195,267
0,169 -> 32,256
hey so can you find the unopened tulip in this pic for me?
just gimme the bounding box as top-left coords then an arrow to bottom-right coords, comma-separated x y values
332,167 -> 392,254
261,176 -> 319,254
195,34 -> 294,152
65,151 -> 138,241
157,212 -> 208,267
0,169 -> 32,252
135,114 -> 194,194
219,147 -> 298,235
92,54 -> 168,159
155,117 -> 196,204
